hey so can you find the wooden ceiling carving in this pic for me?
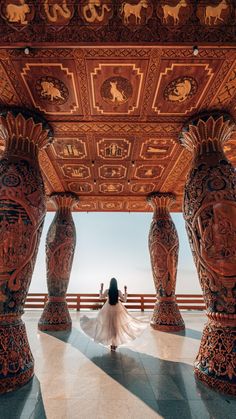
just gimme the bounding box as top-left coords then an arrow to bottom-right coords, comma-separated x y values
0,0 -> 236,212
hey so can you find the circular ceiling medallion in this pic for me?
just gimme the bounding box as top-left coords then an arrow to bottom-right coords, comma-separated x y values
100,76 -> 133,105
36,76 -> 69,105
164,77 -> 198,103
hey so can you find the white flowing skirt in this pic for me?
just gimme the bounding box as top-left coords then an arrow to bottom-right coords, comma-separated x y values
80,301 -> 147,346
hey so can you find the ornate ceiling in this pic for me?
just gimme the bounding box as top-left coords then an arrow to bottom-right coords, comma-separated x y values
0,0 -> 235,212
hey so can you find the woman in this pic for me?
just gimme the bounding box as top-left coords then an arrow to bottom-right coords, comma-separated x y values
80,278 -> 147,351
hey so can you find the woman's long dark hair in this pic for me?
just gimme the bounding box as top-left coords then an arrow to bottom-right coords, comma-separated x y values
108,278 -> 118,305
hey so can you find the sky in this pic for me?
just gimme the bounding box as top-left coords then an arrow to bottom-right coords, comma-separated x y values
30,212 -> 201,295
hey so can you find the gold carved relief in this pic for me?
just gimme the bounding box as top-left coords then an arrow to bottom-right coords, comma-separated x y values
61,165 -> 90,179
97,138 -> 131,159
99,165 -> 127,179
120,0 -> 153,27
197,0 -> 231,27
52,138 -> 87,159
156,0 -> 192,27
99,183 -> 123,193
1,0 -> 35,29
135,165 -> 163,179
79,0 -> 113,26
40,0 -> 74,27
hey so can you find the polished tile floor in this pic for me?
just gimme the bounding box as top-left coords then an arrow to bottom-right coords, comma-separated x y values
0,311 -> 235,419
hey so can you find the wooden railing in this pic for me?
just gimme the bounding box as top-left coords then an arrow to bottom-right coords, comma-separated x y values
24,293 -> 206,311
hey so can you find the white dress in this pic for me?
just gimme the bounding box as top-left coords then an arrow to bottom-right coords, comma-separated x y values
80,290 -> 147,346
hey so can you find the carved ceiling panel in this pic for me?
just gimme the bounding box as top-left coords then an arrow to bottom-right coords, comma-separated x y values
0,44 -> 235,212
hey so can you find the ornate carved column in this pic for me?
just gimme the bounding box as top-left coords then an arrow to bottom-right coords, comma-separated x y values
180,113 -> 236,396
147,192 -> 185,331
38,192 -> 78,331
0,108 -> 52,393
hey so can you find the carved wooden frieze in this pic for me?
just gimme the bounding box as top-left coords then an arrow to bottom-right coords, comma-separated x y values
39,0 -> 75,29
98,164 -> 127,179
78,0 -> 113,27
0,0 -> 35,31
119,0 -> 153,29
196,0 -> 233,27
134,164 -> 163,179
68,182 -> 93,194
156,0 -> 193,28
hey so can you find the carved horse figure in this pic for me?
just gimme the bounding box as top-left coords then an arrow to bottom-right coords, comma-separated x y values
204,0 -> 228,25
83,0 -> 111,23
6,0 -> 30,25
121,0 -> 148,25
162,0 -> 187,25
43,0 -> 71,22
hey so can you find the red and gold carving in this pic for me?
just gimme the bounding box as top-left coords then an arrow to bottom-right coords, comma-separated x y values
78,0 -> 113,27
135,165 -> 163,179
89,62 -> 146,115
38,192 -> 78,331
0,108 -> 52,393
196,0 -> 232,27
156,0 -> 193,27
21,63 -> 80,115
98,164 -> 127,179
152,62 -> 215,116
40,0 -> 75,29
97,138 -> 131,160
180,113 -> 236,395
61,164 -> 90,179
52,138 -> 87,159
140,139 -> 173,160
147,192 -> 185,331
0,0 -> 35,31
119,0 -> 153,28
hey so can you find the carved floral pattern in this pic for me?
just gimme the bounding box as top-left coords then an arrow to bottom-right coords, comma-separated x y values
148,193 -> 185,331
0,109 -> 52,393
38,192 -> 78,331
181,113 -> 236,395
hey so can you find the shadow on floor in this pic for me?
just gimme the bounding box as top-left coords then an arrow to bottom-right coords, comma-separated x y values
0,376 -> 46,419
45,327 -> 236,419
170,328 -> 202,340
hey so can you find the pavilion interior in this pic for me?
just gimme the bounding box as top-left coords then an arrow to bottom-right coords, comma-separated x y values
0,0 -> 236,418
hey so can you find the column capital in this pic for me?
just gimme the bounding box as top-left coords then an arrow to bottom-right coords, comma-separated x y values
0,107 -> 53,153
49,192 -> 79,211
147,192 -> 175,211
180,112 -> 235,156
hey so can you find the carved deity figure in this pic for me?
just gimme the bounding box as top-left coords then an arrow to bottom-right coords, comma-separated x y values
43,0 -> 71,22
204,0 -> 228,25
168,79 -> 192,102
162,0 -> 187,25
82,0 -> 111,23
121,0 -> 148,24
109,81 -> 127,103
6,0 -> 30,25
41,81 -> 64,101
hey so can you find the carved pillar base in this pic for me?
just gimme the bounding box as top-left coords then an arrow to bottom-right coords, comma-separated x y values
150,300 -> 185,331
194,317 -> 236,396
38,297 -> 72,331
0,317 -> 34,394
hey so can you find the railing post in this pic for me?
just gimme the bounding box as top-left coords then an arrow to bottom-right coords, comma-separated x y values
141,295 -> 144,312
77,295 -> 80,311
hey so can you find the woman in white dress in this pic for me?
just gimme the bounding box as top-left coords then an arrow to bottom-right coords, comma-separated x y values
80,278 -> 147,351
